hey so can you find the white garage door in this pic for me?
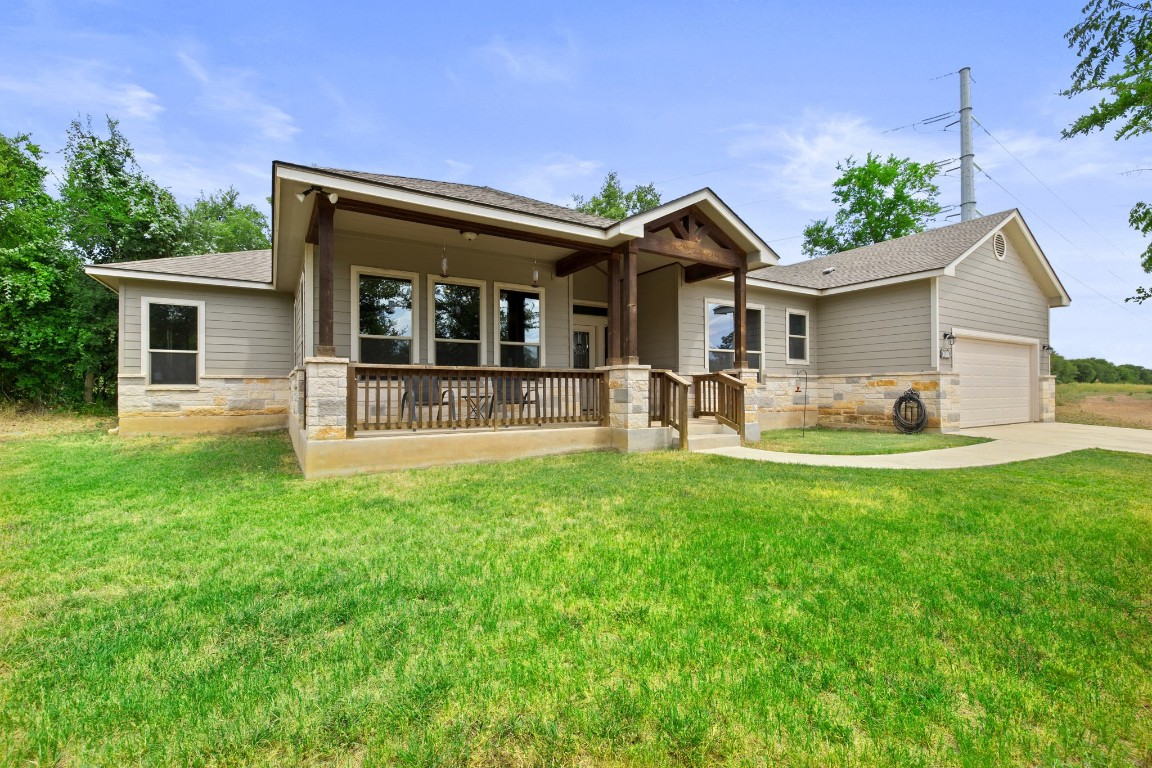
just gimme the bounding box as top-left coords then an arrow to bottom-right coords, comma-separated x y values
956,338 -> 1034,428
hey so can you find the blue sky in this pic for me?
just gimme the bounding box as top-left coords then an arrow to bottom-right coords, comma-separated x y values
3,0 -> 1150,364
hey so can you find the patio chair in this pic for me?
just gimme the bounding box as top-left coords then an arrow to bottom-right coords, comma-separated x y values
400,375 -> 456,428
490,376 -> 540,424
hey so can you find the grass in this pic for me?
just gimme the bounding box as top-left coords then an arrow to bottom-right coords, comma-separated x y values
1056,382 -> 1152,430
748,427 -> 989,455
1,427 -> 1151,766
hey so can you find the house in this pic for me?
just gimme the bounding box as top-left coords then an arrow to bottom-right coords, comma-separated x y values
85,163 -> 1070,477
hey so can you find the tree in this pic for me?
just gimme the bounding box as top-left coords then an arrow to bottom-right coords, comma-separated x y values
802,153 -> 943,257
0,133 -> 86,404
182,187 -> 271,255
1061,0 -> 1152,302
60,116 -> 185,266
571,171 -> 661,220
60,116 -> 187,402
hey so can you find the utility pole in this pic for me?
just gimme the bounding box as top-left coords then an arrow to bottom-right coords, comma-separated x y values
959,66 -> 976,222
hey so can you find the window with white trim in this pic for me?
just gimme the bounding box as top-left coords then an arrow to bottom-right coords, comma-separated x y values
430,277 -> 484,365
706,301 -> 762,372
497,284 -> 543,367
355,269 -> 416,364
786,309 -> 809,364
144,299 -> 202,385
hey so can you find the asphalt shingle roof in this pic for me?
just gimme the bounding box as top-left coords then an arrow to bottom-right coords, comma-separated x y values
750,211 -> 1016,290
97,250 -> 272,283
315,167 -> 618,228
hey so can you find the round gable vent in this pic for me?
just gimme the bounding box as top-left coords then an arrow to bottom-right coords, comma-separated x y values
993,231 -> 1007,261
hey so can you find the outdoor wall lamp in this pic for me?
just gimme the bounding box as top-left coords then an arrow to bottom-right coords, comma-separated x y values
1041,344 -> 1053,352
942,331 -> 956,346
295,185 -> 339,205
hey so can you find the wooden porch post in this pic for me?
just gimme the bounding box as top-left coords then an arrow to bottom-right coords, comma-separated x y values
606,248 -> 623,365
623,241 -> 639,364
316,198 -> 336,357
734,267 -> 748,369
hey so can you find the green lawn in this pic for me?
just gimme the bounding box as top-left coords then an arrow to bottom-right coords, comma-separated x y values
749,427 -> 988,455
2,429 -> 1150,767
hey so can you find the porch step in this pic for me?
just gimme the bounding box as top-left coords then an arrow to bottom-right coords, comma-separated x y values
687,432 -> 742,451
685,418 -> 740,451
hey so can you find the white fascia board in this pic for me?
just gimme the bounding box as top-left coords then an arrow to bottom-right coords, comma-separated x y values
743,277 -> 821,296
84,266 -> 277,291
820,270 -> 945,295
748,269 -> 943,296
950,326 -> 1041,347
276,165 -> 615,245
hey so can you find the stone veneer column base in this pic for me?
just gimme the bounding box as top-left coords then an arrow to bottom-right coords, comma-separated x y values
599,363 -> 672,453
727,368 -> 761,442
304,357 -> 350,441
752,371 -> 965,433
117,374 -> 290,435
1039,375 -> 1056,423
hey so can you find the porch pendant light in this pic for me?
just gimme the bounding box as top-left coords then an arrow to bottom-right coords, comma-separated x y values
531,260 -> 540,288
440,242 -> 449,278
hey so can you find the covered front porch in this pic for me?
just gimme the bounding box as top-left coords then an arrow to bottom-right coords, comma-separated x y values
274,164 -> 775,475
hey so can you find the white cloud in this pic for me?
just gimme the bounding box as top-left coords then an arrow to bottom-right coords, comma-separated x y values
177,51 -> 297,143
504,155 -> 602,203
443,159 -> 473,180
477,35 -> 578,83
0,64 -> 163,119
727,111 -> 956,214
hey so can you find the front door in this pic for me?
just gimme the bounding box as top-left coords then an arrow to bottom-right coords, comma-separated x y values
572,321 -> 606,369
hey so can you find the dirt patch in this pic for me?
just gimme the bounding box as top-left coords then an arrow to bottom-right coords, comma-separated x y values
0,407 -> 115,441
1059,394 -> 1152,430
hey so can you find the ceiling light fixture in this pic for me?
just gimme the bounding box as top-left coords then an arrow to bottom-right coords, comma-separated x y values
459,230 -> 478,241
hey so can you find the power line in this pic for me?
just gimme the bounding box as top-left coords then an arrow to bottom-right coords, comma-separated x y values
975,164 -> 1152,326
973,116 -> 1134,261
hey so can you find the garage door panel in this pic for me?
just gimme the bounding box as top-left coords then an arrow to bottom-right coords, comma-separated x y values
957,338 -> 1034,428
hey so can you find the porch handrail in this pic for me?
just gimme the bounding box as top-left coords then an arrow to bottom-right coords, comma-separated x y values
346,364 -> 606,435
693,372 -> 746,441
648,369 -> 690,450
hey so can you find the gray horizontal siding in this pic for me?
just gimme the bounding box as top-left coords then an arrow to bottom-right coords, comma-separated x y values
679,277 -> 816,374
121,280 -> 294,377
638,265 -> 679,371
816,281 -> 932,375
939,235 -> 1051,375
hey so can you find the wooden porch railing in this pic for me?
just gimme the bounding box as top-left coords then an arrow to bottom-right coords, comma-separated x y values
693,372 -> 746,441
345,364 -> 607,435
649,370 -> 690,450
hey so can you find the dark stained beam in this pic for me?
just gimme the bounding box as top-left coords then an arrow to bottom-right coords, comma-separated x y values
623,241 -> 639,363
734,268 -> 748,369
305,199 -> 321,245
683,264 -> 735,284
555,249 -> 608,277
606,251 -> 622,365
334,198 -> 614,253
316,198 -> 336,356
685,205 -> 746,255
636,233 -> 744,269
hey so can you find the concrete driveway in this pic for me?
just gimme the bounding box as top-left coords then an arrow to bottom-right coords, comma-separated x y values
698,422 -> 1152,470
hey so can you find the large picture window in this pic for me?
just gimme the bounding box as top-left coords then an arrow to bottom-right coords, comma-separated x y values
497,285 -> 543,367
144,299 -> 202,385
431,279 -> 483,365
786,309 -> 809,364
356,270 -> 415,364
706,301 -> 762,372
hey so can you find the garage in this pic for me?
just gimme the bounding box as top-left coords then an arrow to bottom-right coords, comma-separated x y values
956,337 -> 1035,428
